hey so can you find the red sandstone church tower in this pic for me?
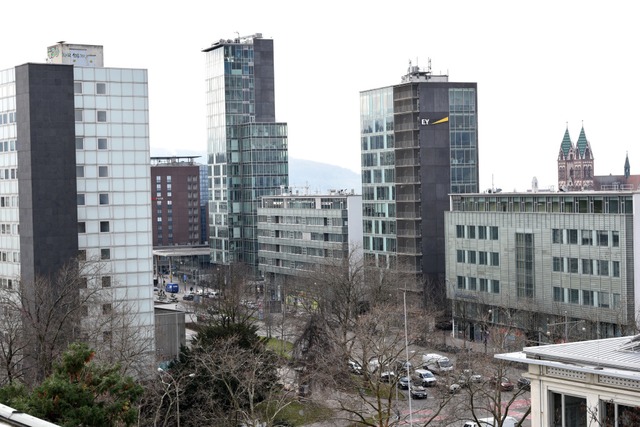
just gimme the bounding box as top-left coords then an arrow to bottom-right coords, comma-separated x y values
557,124 -> 594,191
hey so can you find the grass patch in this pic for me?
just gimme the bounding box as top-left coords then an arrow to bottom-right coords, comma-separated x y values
266,337 -> 293,358
270,400 -> 334,426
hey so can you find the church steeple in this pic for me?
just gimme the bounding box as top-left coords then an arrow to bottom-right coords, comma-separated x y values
559,124 -> 573,159
625,152 -> 630,179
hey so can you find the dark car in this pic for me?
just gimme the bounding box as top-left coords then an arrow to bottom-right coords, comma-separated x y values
490,376 -> 514,392
517,376 -> 531,391
409,385 -> 428,399
182,293 -> 195,301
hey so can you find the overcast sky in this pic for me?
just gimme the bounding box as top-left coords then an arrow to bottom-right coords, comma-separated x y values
4,1 -> 638,192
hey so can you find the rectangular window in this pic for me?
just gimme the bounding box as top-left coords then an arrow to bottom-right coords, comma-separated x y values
569,289 -> 579,304
479,251 -> 487,265
79,277 -> 88,289
456,225 -> 465,238
568,229 -> 578,244
490,226 -> 498,240
78,250 -> 87,261
99,194 -> 109,205
568,258 -> 579,273
75,137 -> 84,149
490,252 -> 499,266
102,304 -> 113,315
583,290 -> 594,306
78,222 -> 86,233
582,259 -> 593,275
552,228 -> 562,244
491,280 -> 500,294
75,109 -> 83,121
479,278 -> 488,292
457,250 -> 465,263
100,221 -> 110,232
468,277 -> 477,291
96,82 -> 106,94
613,261 -> 620,277
77,194 -> 85,205
553,257 -> 563,272
612,230 -> 619,247
100,249 -> 110,260
74,82 -> 83,94
581,229 -> 593,245
102,276 -> 111,288
467,251 -> 476,264
98,166 -> 108,177
478,226 -> 487,240
97,111 -> 107,122
598,260 -> 609,276
76,166 -> 84,178
553,286 -> 564,302
467,225 -> 475,239
598,292 -> 610,308
597,230 -> 609,247
613,293 -> 621,309
551,392 -> 586,427
457,276 -> 465,290
516,233 -> 534,298
98,138 -> 108,149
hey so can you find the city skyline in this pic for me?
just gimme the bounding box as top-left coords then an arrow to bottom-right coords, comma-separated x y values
3,1 -> 639,192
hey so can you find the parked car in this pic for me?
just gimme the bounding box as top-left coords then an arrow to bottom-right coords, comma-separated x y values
380,371 -> 396,383
182,293 -> 195,301
394,360 -> 413,374
490,376 -> 514,392
398,376 -> 411,389
348,360 -> 363,375
409,385 -> 428,399
517,376 -> 531,391
463,416 -> 518,427
458,369 -> 483,387
422,353 -> 453,374
414,368 -> 437,387
448,382 -> 461,394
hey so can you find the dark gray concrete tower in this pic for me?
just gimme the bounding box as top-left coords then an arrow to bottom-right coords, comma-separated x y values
16,63 -> 78,284
360,61 -> 478,298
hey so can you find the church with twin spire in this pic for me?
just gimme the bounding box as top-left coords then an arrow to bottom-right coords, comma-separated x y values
557,124 -> 637,191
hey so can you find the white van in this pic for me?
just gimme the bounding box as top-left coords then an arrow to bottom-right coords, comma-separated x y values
421,353 -> 453,374
463,416 -> 517,427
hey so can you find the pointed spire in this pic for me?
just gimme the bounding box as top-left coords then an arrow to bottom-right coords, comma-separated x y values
576,123 -> 589,158
625,151 -> 630,179
560,125 -> 573,157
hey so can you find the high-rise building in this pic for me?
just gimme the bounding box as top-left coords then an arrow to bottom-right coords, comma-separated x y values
151,156 -> 204,247
360,62 -> 478,294
1,42 -> 155,371
203,34 -> 289,272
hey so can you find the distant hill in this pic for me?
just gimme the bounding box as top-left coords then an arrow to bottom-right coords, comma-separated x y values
289,158 -> 361,195
149,149 -> 362,195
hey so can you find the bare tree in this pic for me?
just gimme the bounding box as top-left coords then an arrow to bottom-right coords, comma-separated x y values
0,257 -> 153,385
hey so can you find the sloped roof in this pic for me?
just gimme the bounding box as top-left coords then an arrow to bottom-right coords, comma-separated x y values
576,126 -> 589,157
560,128 -> 573,157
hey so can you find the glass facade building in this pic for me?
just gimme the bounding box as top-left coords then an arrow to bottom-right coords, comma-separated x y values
203,34 -> 288,271
360,65 -> 478,293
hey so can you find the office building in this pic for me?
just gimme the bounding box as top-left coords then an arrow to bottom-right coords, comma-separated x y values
497,335 -> 640,426
1,42 -> 154,371
203,33 -> 289,271
257,190 -> 363,299
360,61 -> 478,293
445,191 -> 638,343
151,156 -> 204,247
